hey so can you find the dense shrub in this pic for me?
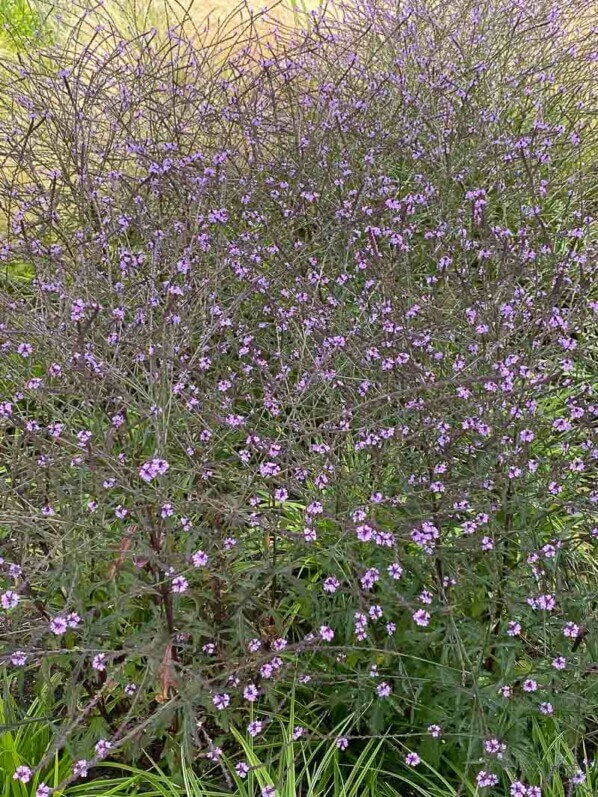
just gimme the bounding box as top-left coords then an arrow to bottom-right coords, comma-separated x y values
0,0 -> 596,793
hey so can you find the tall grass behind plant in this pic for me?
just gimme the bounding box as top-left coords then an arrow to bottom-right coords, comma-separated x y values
0,680 -> 73,796
33,0 -> 330,57
0,0 -> 50,53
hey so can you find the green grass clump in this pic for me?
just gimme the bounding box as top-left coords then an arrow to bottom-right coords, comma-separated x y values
0,0 -> 49,51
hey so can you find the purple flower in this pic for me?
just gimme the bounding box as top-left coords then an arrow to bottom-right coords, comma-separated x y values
484,738 -> 506,758
243,683 -> 259,702
247,719 -> 263,737
476,770 -> 499,787
49,616 -> 68,635
17,342 -> 33,357
507,621 -> 522,636
212,693 -> 230,710
523,679 -> 538,692
387,562 -> 403,579
1,590 -> 19,610
405,752 -> 421,767
192,550 -> 208,567
73,760 -> 88,778
206,747 -> 222,761
92,653 -> 106,671
376,681 -> 392,698
139,458 -> 169,482
13,766 -> 32,783
95,739 -> 112,759
319,625 -> 335,642
171,575 -> 188,593
412,609 -> 431,627
67,612 -> 81,628
323,576 -> 340,593
10,650 -> 27,666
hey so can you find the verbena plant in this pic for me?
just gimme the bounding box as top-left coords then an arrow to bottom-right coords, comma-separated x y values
0,0 -> 596,795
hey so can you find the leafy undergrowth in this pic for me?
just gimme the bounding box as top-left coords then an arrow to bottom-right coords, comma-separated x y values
2,687 -> 596,796
0,0 -> 597,796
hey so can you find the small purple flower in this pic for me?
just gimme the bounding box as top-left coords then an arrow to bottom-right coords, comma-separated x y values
510,781 -> 527,796
336,736 -> 349,750
10,650 -> 27,666
212,693 -> 230,710
235,761 -> 250,778
95,739 -> 112,759
192,550 -> 208,567
484,738 -> 506,758
523,679 -> 538,692
476,770 -> 499,787
507,621 -> 521,637
17,342 -> 33,358
67,612 -> 81,628
376,681 -> 392,698
13,766 -> 32,783
171,575 -> 188,593
405,752 -> 421,767
49,616 -> 68,635
247,719 -> 263,737
161,503 -> 174,518
139,458 -> 169,482
319,625 -> 335,642
1,590 -> 19,610
73,760 -> 88,778
563,622 -> 580,638
387,562 -> 403,579
428,724 -> 442,738
412,609 -> 431,627
92,653 -> 106,671
243,683 -> 259,702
